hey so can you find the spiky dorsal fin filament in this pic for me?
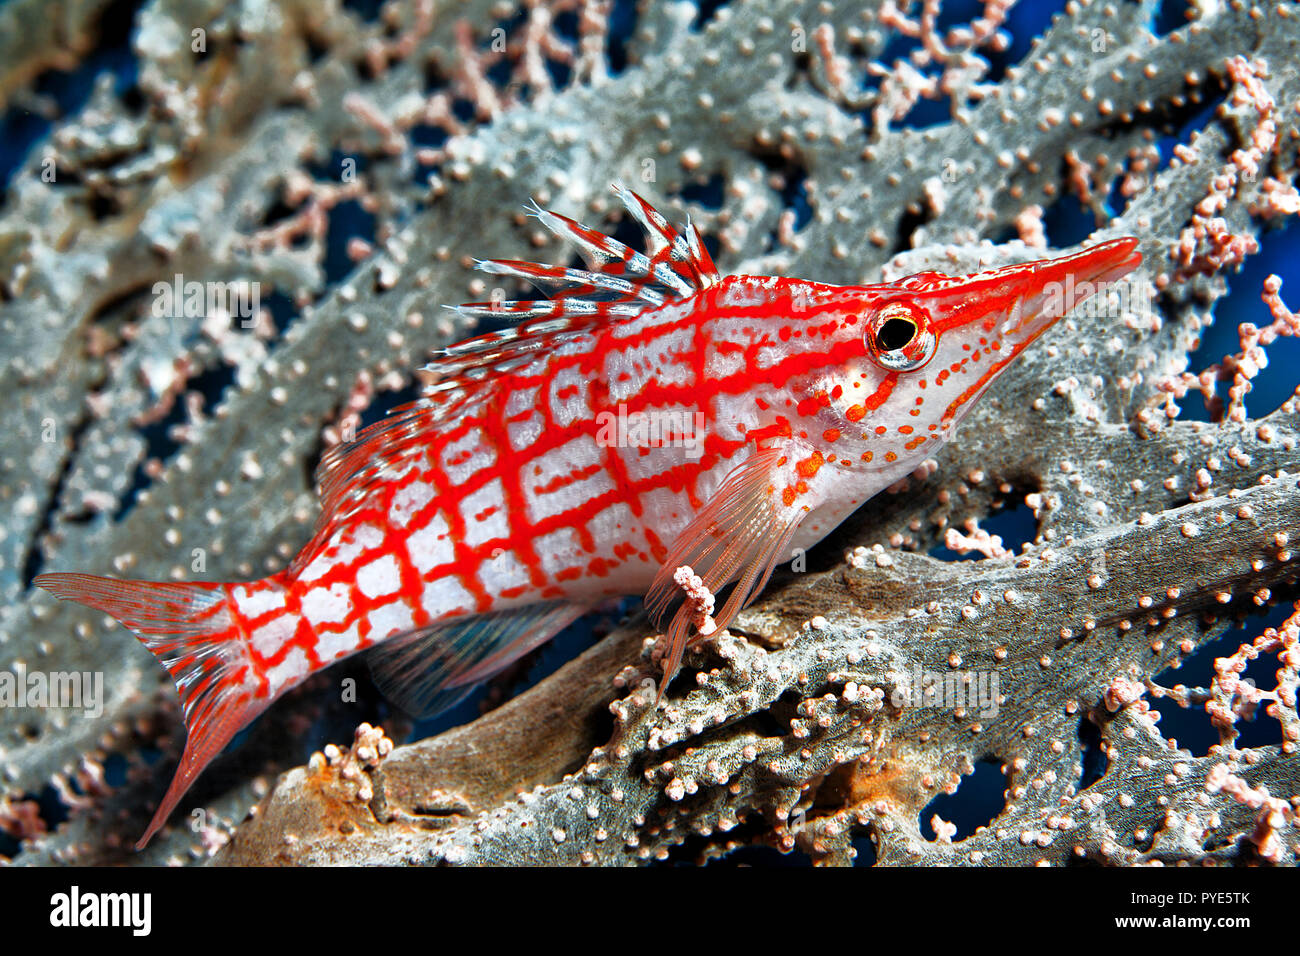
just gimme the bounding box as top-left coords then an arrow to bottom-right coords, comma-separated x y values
433,183 -> 721,388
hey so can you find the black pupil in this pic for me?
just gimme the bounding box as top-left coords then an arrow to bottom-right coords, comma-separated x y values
875,317 -> 916,351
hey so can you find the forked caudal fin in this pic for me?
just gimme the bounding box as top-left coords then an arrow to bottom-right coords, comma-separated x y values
33,572 -> 261,849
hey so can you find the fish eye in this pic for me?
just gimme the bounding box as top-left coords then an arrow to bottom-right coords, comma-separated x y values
866,302 -> 935,371
875,316 -> 917,351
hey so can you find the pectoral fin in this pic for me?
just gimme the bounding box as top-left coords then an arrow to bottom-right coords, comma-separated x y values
644,446 -> 812,694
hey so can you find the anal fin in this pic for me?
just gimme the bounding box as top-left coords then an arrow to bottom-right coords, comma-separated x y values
368,601 -> 588,719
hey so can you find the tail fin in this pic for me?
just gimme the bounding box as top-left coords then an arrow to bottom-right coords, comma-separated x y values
34,572 -> 261,849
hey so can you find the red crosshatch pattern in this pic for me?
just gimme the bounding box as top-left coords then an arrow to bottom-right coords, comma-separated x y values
35,184 -> 1142,847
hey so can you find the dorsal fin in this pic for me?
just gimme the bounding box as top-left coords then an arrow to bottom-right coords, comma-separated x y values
432,183 -> 721,388
294,186 -> 719,577
291,400 -> 440,576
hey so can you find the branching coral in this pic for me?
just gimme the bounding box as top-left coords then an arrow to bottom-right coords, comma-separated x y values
1,0 -> 1298,866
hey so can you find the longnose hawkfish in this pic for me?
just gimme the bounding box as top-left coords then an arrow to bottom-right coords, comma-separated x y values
36,185 -> 1140,847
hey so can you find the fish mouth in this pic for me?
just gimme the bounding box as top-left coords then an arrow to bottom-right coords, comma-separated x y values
994,237 -> 1143,348
933,237 -> 1142,430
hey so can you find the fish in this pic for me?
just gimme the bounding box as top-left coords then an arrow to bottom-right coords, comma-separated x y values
35,184 -> 1141,847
